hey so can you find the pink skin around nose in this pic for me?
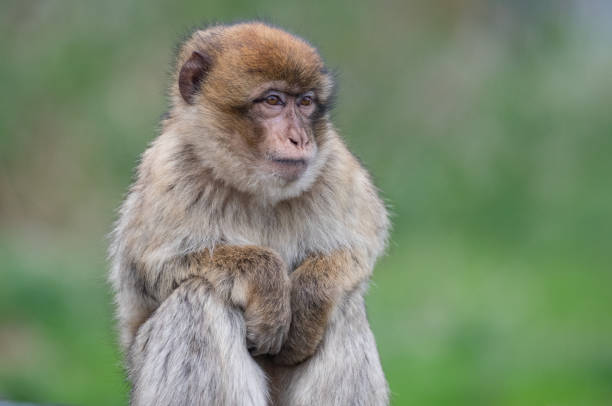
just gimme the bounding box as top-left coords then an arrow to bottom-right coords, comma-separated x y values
254,94 -> 317,181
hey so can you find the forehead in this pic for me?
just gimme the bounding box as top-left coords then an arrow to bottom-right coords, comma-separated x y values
219,24 -> 325,89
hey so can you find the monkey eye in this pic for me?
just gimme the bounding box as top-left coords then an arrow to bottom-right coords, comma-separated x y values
265,95 -> 284,106
299,96 -> 313,106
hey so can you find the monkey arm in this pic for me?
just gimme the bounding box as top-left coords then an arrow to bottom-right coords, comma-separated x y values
135,245 -> 291,356
273,249 -> 370,366
140,246 -> 285,305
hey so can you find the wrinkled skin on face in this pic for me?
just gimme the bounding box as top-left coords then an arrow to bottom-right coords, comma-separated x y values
248,83 -> 318,181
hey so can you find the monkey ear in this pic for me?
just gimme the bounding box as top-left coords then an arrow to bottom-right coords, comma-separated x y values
178,51 -> 213,104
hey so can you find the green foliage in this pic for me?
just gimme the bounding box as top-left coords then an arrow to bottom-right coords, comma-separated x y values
1,1 -> 611,404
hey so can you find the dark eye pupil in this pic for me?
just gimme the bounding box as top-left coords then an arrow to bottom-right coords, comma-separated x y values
267,96 -> 279,105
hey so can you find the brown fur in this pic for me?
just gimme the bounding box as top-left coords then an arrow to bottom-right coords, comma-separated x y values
273,250 -> 365,365
109,21 -> 390,405
173,23 -> 333,110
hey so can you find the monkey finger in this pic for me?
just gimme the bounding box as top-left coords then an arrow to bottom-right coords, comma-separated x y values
249,341 -> 271,357
270,324 -> 290,355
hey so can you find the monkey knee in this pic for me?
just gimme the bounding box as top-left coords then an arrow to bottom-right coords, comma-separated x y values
129,277 -> 268,406
130,277 -> 244,359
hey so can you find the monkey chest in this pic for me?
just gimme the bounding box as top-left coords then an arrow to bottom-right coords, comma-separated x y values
207,210 -> 349,271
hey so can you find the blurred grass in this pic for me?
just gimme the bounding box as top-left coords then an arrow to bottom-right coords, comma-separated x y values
1,0 -> 611,405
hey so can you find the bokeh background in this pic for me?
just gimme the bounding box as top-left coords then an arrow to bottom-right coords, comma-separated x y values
1,1 -> 611,405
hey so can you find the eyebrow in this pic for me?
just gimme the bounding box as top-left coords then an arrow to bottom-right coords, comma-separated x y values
257,89 -> 315,99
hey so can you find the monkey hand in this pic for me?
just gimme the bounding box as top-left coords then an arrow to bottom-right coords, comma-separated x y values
244,291 -> 291,356
244,279 -> 291,356
272,252 -> 351,366
205,246 -> 291,356
271,287 -> 327,366
232,247 -> 291,357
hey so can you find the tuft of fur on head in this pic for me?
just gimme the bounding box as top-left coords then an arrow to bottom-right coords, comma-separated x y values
163,22 -> 337,204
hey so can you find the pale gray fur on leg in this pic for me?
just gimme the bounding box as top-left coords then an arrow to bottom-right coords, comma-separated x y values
128,278 -> 268,406
276,285 -> 389,406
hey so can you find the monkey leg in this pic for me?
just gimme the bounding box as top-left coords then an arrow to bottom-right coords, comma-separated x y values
275,287 -> 389,406
128,277 -> 269,406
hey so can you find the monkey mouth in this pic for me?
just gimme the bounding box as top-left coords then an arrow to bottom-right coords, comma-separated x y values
268,157 -> 309,181
272,158 -> 307,166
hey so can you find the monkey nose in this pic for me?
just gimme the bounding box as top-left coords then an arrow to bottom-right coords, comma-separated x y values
287,130 -> 309,149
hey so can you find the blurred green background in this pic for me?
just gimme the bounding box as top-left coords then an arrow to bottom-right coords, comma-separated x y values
1,1 -> 611,405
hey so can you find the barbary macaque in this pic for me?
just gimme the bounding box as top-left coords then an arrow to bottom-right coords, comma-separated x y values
109,21 -> 390,405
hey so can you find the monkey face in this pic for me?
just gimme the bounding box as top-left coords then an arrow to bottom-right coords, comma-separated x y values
173,23 -> 336,203
248,83 -> 318,182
